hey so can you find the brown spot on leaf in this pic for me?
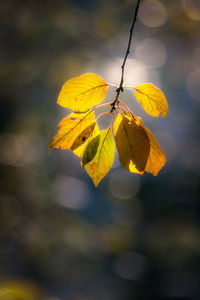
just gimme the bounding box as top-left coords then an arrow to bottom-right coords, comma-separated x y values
82,136 -> 86,142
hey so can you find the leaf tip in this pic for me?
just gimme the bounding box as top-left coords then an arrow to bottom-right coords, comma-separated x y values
49,140 -> 54,149
93,180 -> 100,188
57,96 -> 62,107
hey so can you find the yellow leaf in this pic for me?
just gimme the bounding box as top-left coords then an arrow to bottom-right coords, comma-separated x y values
134,83 -> 168,117
113,112 -> 150,174
140,120 -> 166,176
84,128 -> 115,187
57,73 -> 108,112
73,121 -> 100,158
114,112 -> 166,175
50,110 -> 98,157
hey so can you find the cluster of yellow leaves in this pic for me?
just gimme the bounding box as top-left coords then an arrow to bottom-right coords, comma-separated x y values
50,73 -> 168,186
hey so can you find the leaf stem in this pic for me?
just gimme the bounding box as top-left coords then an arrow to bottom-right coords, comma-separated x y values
93,102 -> 112,111
110,111 -> 115,127
118,100 -> 136,119
123,86 -> 140,91
107,83 -> 118,88
117,104 -> 125,114
110,0 -> 141,112
96,111 -> 111,122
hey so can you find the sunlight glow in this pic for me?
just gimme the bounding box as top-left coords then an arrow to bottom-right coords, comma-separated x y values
102,58 -> 148,87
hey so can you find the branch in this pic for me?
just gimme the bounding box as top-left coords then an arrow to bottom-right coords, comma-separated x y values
110,0 -> 141,112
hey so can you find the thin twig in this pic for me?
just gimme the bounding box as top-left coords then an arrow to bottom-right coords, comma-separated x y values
110,0 -> 141,112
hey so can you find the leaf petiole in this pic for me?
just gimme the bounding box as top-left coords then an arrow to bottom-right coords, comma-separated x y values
107,83 -> 118,89
96,111 -> 111,123
117,103 -> 126,114
118,100 -> 136,119
93,102 -> 112,111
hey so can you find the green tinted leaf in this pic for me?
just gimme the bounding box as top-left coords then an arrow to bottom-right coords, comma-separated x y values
82,135 -> 100,166
84,128 -> 115,187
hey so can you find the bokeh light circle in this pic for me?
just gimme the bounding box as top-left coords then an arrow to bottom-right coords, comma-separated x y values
183,0 -> 200,21
108,169 -> 140,200
113,252 -> 146,280
53,176 -> 90,210
136,39 -> 166,68
138,0 -> 167,27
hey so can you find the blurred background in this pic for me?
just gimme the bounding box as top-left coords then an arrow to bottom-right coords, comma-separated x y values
1,0 -> 200,299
